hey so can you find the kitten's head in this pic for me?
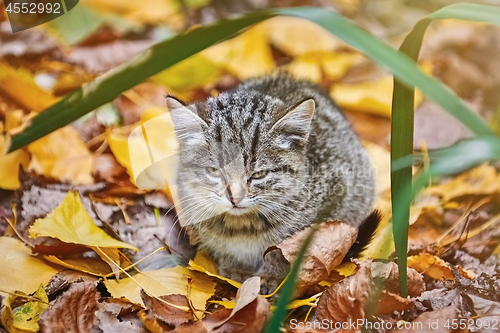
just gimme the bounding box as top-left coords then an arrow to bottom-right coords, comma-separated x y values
167,90 -> 314,228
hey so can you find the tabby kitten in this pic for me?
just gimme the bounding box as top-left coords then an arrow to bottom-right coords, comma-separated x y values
167,72 -> 374,286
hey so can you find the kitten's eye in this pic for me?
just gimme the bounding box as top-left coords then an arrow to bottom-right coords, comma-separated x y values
206,167 -> 222,176
251,170 -> 269,179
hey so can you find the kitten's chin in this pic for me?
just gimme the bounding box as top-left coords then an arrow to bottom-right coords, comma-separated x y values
227,206 -> 252,216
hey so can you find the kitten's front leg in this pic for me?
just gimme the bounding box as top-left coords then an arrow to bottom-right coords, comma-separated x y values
217,263 -> 255,283
257,250 -> 290,295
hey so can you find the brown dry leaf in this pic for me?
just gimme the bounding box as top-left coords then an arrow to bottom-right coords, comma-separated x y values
377,290 -> 413,315
42,255 -> 119,277
0,284 -> 49,333
391,306 -> 466,333
274,220 -> 358,295
29,190 -> 138,250
407,253 -> 454,281
92,246 -> 121,279
27,127 -> 94,185
371,261 -> 425,298
96,299 -> 148,333
141,291 -> 193,326
45,270 -> 100,297
39,282 -> 100,333
0,134 -> 30,190
0,62 -> 58,112
188,260 -> 241,289
0,237 -> 61,295
422,163 -> 500,203
315,261 -> 371,332
172,278 -> 269,333
202,24 -> 274,80
105,267 -> 216,317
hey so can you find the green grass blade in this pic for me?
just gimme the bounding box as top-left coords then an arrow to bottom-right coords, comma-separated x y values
264,225 -> 317,333
391,3 -> 500,297
9,6 -> 495,152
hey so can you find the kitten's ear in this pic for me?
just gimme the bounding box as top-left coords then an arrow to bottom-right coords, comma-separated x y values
167,97 -> 208,147
271,99 -> 315,148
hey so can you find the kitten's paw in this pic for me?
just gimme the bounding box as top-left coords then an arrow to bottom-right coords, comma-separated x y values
218,267 -> 254,283
259,275 -> 283,296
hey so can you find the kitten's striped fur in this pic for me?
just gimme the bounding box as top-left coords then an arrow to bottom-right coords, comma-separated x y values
167,72 -> 374,283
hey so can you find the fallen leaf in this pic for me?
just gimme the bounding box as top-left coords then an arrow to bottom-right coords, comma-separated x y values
141,292 -> 193,326
273,220 -> 358,295
188,260 -> 241,288
363,141 -> 391,195
407,253 -> 454,281
264,16 -> 344,56
391,306 -> 466,333
44,270 -> 100,297
0,237 -> 61,295
316,261 -> 371,332
153,53 -> 222,93
42,254 -> 121,277
377,290 -> 413,314
84,0 -> 183,27
28,127 -> 95,185
331,75 -> 424,117
0,62 -> 57,112
193,251 -> 218,275
96,299 -> 149,333
39,282 -> 100,333
203,24 -> 274,79
371,261 -> 425,298
105,267 -> 216,316
422,163 -> 500,203
0,134 -> 30,190
29,190 -> 138,250
0,284 -> 49,333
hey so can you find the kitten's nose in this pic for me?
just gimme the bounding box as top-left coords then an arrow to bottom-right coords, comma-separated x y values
227,184 -> 246,206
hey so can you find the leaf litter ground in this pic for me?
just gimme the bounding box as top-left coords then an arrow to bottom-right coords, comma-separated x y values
1,0 -> 500,332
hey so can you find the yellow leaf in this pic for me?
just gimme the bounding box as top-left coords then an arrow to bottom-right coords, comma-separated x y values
0,237 -> 61,295
203,24 -> 274,79
13,285 -> 49,332
331,76 -> 424,117
363,141 -> 391,195
28,127 -> 94,184
321,52 -> 363,81
92,246 -> 121,279
29,191 -> 138,250
84,0 -> 184,27
42,255 -> 117,277
286,56 -> 322,83
188,260 -> 242,288
108,107 -> 178,199
264,17 -> 344,56
1,285 -> 49,333
193,251 -> 218,275
407,253 -> 454,281
153,53 -> 222,93
0,135 -> 30,190
105,267 -> 216,316
422,163 -> 500,203
0,62 -> 57,112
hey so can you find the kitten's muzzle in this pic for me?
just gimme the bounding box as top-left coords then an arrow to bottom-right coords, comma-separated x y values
226,183 -> 246,206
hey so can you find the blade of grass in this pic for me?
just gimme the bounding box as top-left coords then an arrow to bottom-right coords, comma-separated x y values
9,5 -> 496,152
264,225 -> 318,333
391,3 -> 500,297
